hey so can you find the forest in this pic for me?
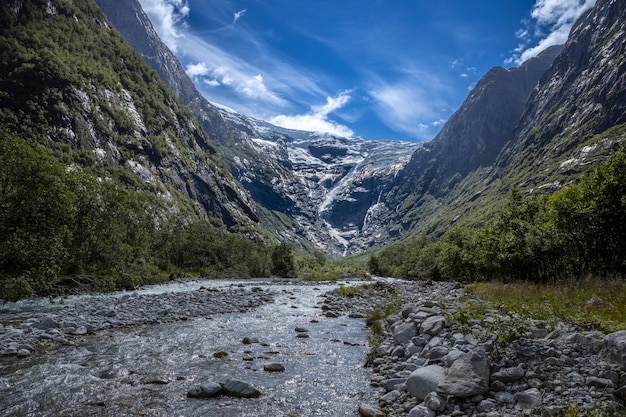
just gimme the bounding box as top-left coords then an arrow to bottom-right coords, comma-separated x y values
0,132 -> 299,301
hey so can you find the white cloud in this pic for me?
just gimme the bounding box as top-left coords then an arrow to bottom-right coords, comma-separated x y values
233,9 -> 247,24
368,74 -> 446,141
138,0 -> 190,53
237,74 -> 285,105
185,62 -> 210,78
508,0 -> 596,65
270,91 -> 354,137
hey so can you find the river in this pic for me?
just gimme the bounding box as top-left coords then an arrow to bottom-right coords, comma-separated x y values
0,279 -> 379,416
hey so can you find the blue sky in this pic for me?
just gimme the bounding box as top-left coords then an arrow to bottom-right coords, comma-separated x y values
137,0 -> 596,142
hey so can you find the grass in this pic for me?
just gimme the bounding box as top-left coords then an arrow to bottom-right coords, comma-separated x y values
334,283 -> 376,297
465,279 -> 626,334
365,292 -> 405,363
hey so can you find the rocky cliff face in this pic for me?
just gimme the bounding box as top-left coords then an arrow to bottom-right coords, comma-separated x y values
393,46 -> 562,201
371,0 -> 625,240
493,0 -> 626,186
358,46 -> 563,242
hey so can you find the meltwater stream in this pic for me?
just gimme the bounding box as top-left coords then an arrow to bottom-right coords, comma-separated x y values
0,280 -> 377,416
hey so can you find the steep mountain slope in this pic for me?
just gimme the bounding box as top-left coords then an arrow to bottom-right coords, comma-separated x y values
399,45 -> 562,199
359,45 -> 563,242
380,0 -> 625,239
493,0 -> 626,185
0,0 -> 259,232
95,0 -> 419,256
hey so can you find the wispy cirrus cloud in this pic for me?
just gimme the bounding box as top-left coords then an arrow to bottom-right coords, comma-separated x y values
367,70 -> 449,141
233,9 -> 246,24
507,0 -> 596,65
270,91 -> 354,137
137,0 -> 330,119
186,59 -> 286,106
138,0 -> 189,53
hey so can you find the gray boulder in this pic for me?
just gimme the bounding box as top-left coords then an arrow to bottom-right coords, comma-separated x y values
602,330 -> 626,370
263,362 -> 285,372
408,404 -> 436,417
33,316 -> 59,330
420,315 -> 446,336
567,331 -> 603,354
221,379 -> 261,398
381,377 -> 406,392
393,322 -> 418,345
358,403 -> 385,417
515,387 -> 542,410
491,366 -> 525,383
187,383 -> 222,398
437,347 -> 490,398
406,365 -> 446,401
424,392 -> 446,412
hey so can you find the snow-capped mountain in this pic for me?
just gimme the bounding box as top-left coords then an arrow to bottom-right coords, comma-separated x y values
218,108 -> 420,255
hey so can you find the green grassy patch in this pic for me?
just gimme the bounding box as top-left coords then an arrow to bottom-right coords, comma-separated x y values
365,292 -> 405,363
466,280 -> 626,334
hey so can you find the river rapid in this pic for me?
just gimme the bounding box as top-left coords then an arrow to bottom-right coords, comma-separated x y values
0,279 -> 379,417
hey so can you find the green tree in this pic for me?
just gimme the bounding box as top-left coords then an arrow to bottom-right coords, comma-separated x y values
271,243 -> 296,277
0,133 -> 76,299
438,227 -> 479,281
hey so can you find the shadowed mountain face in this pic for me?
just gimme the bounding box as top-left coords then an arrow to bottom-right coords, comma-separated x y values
392,46 -> 563,202
0,0 -> 259,233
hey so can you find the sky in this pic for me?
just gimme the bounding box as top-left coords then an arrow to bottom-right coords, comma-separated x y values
137,0 -> 596,142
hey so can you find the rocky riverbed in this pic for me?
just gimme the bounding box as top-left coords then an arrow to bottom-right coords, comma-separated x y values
0,281 -> 276,358
0,278 -> 377,416
323,279 -> 626,417
1,278 -> 625,416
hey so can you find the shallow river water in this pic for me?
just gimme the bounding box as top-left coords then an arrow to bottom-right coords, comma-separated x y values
0,280 -> 378,416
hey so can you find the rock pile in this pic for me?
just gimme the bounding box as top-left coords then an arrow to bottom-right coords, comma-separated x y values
0,285 -> 275,357
360,281 -> 626,417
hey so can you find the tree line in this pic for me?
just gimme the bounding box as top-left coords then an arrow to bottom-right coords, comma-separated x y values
0,133 -> 295,301
369,146 -> 626,284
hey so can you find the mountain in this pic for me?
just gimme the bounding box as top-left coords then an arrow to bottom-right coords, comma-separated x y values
95,0 -> 419,256
95,0 -> 625,255
370,0 -> 625,240
493,0 -> 626,183
352,45 -> 563,242
216,109 -> 420,255
0,0 -> 259,232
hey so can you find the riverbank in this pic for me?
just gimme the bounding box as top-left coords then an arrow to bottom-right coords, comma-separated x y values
327,279 -> 626,417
